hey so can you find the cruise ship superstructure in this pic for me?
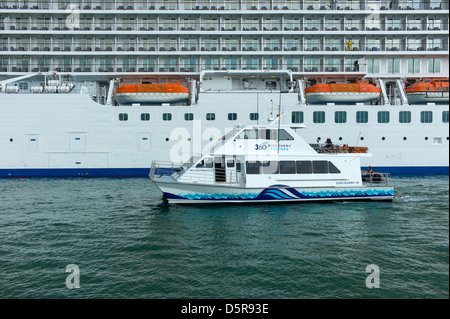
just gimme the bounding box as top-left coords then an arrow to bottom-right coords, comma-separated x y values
0,0 -> 448,177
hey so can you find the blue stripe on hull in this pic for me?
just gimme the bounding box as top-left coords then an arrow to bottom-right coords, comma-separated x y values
0,166 -> 447,178
361,166 -> 449,175
0,168 -> 151,178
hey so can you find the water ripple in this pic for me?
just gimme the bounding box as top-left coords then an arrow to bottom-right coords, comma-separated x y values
0,176 -> 448,298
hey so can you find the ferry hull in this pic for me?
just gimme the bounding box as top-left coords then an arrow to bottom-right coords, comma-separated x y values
154,181 -> 394,204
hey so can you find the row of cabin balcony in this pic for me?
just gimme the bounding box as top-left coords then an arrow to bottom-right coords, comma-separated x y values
2,16 -> 447,32
0,0 -> 447,11
1,61 -> 369,74
1,39 -> 447,53
0,56 -> 444,75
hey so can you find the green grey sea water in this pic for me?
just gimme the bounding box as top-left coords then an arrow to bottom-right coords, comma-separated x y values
0,176 -> 448,299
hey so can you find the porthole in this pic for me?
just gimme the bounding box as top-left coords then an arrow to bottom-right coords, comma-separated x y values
9,138 -> 13,142
382,137 -> 385,140
339,137 -> 343,141
360,137 -> 364,140
403,137 -> 407,140
425,137 -> 428,140
165,138 -> 169,141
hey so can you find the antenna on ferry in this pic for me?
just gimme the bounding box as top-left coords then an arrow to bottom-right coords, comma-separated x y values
277,90 -> 282,154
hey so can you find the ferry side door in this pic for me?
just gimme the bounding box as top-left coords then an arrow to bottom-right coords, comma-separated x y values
214,156 -> 226,183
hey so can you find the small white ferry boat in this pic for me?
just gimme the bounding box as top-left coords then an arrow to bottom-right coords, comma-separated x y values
150,123 -> 394,204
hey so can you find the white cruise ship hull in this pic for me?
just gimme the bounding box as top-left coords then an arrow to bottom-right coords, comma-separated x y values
0,92 -> 448,177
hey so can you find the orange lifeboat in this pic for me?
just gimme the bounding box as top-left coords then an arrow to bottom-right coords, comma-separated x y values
405,78 -> 449,104
116,81 -> 189,105
305,80 -> 380,104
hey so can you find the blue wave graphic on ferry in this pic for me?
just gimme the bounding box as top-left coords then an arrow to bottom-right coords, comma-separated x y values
166,185 -> 394,201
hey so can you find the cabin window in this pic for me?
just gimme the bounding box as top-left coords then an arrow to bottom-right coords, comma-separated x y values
280,161 -> 296,174
184,113 -> 194,121
196,158 -> 213,168
328,162 -> 341,174
296,161 -> 312,174
313,111 -> 325,124
228,113 -> 237,121
427,58 -> 441,73
163,113 -> 172,121
259,129 -> 278,140
442,111 -> 449,123
377,111 -> 390,123
141,113 -> 150,121
278,129 -> 294,141
249,113 -> 259,121
399,111 -> 411,123
236,160 -> 242,172
292,111 -> 304,123
421,111 -> 433,123
246,161 -> 261,174
237,129 -> 258,139
312,160 -> 328,174
118,113 -> 128,121
261,161 -> 279,174
356,111 -> 368,123
335,111 -> 347,124
226,160 -> 235,168
206,113 -> 215,121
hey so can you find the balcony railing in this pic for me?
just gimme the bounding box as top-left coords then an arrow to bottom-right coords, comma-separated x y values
0,62 -> 368,74
1,42 -> 446,53
0,1 -> 448,11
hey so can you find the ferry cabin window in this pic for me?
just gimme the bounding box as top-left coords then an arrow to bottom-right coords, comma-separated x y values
246,160 -> 340,175
184,113 -> 194,121
228,113 -> 237,121
249,113 -> 259,121
262,161 -> 279,174
292,111 -> 304,124
313,111 -> 326,124
163,113 -> 172,121
196,158 -> 213,169
246,161 -> 261,174
421,111 -> 433,123
141,113 -> 150,121
226,160 -> 235,168
313,161 -> 328,174
377,111 -> 390,123
296,161 -> 312,174
399,111 -> 411,123
119,113 -> 128,121
280,161 -> 296,174
236,129 -> 293,140
328,162 -> 341,174
278,130 -> 294,141
443,111 -> 449,123
206,113 -> 215,121
335,111 -> 347,124
356,111 -> 369,123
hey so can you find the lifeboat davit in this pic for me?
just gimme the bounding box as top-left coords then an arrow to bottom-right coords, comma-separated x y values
405,78 -> 449,104
305,80 -> 380,104
116,81 -> 189,105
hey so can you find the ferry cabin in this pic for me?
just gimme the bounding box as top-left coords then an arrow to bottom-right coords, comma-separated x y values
169,126 -> 366,189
